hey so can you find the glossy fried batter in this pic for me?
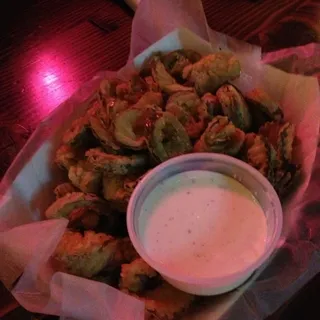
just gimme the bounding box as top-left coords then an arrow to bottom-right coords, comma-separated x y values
120,258 -> 159,293
53,230 -> 117,278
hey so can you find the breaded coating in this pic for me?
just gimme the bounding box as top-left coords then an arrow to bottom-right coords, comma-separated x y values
62,115 -> 95,148
113,237 -> 139,264
182,52 -> 241,95
247,135 -> 277,180
45,192 -> 107,230
120,258 -> 159,293
85,148 -> 148,175
216,84 -> 252,132
53,230 -> 117,278
149,112 -> 192,162
68,161 -> 102,194
55,144 -> 78,170
194,116 -> 245,156
45,192 -> 105,220
54,182 -> 78,199
245,88 -> 283,121
141,283 -> 195,320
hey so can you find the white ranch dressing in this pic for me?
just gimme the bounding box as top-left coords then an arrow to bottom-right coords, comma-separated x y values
139,170 -> 267,278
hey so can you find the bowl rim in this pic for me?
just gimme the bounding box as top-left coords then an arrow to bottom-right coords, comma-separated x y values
127,153 -> 283,287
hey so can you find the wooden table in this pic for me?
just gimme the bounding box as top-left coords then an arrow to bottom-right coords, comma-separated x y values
0,0 -> 319,319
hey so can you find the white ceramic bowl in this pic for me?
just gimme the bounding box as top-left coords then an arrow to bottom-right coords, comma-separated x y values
127,153 -> 283,295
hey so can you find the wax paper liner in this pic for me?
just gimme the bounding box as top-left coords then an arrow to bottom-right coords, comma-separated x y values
0,1 -> 320,319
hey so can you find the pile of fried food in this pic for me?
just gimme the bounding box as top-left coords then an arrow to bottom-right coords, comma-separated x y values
45,49 -> 300,319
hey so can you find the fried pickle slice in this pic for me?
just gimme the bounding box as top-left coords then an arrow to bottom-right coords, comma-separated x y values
45,192 -> 107,229
114,106 -> 162,150
85,148 -> 148,175
88,102 -> 122,154
120,258 -> 160,293
114,237 -> 140,263
273,163 -> 301,198
245,88 -> 283,121
140,283 -> 195,320
182,52 -> 241,95
259,121 -> 295,167
53,230 -> 116,278
194,116 -> 245,156
166,91 -> 209,138
149,112 -> 192,162
55,144 -> 78,170
247,135 -> 277,181
162,49 -> 202,80
201,93 -> 223,118
45,192 -> 105,219
68,161 -> 102,194
277,122 -> 295,167
151,60 -> 194,94
216,84 -> 252,132
102,173 -> 145,212
62,115 -> 95,148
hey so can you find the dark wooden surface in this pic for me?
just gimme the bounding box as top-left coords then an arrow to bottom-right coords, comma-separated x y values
0,0 -> 319,319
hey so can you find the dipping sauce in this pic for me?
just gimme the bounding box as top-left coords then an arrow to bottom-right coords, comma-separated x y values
139,170 -> 267,278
